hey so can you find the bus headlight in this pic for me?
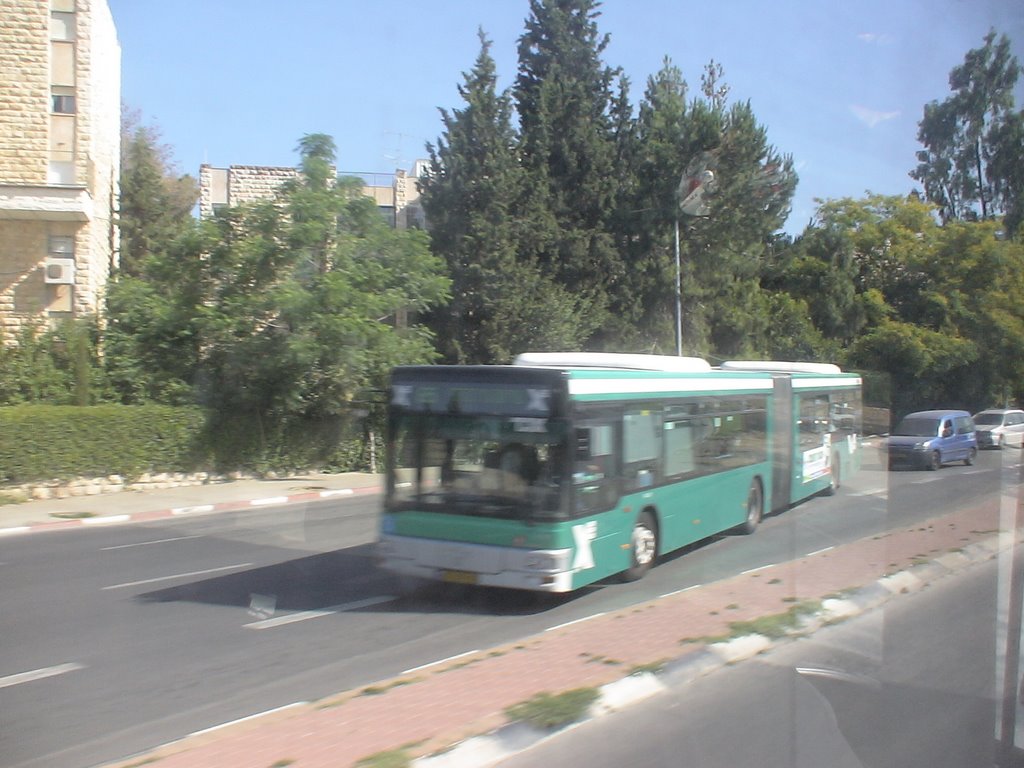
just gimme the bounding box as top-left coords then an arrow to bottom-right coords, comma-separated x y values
525,552 -> 568,572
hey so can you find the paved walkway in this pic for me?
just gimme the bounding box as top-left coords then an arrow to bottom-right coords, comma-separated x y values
1,475 -> 1019,768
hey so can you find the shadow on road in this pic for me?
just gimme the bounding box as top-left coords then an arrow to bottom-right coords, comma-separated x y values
136,543 -> 577,616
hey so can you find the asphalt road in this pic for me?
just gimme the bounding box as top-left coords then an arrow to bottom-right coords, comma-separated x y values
1,450 -> 1020,768
495,534 -> 1021,768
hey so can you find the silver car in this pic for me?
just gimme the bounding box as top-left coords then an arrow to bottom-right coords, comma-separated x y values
973,409 -> 1024,449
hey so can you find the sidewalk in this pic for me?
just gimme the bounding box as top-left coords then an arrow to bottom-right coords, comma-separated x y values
0,472 -> 383,535
2,477 -> 1018,768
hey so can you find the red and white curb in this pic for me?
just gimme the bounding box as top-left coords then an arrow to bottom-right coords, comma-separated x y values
0,484 -> 382,537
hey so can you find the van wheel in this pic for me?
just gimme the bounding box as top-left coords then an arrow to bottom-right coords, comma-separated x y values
964,448 -> 976,466
622,511 -> 658,581
927,451 -> 941,471
738,480 -> 763,534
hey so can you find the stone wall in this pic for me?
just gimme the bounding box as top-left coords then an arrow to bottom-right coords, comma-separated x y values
8,471 -> 247,502
0,0 -> 120,343
0,0 -> 49,183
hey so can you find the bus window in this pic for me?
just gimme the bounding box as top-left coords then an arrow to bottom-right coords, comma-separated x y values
664,419 -> 697,477
624,408 -> 660,490
573,422 -> 616,515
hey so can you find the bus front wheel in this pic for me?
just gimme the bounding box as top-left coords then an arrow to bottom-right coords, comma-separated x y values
623,511 -> 658,581
739,480 -> 763,535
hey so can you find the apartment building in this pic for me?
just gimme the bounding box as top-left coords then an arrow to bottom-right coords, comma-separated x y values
199,159 -> 428,230
0,0 -> 121,343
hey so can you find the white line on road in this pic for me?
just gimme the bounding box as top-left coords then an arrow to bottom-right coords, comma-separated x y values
806,546 -> 835,558
319,489 -> 355,498
546,612 -> 606,632
741,563 -> 779,575
102,563 -> 253,590
0,663 -> 85,689
0,527 -> 30,536
101,535 -> 202,551
189,701 -> 308,737
847,486 -> 888,497
404,649 -> 480,674
243,595 -> 396,629
660,583 -> 704,598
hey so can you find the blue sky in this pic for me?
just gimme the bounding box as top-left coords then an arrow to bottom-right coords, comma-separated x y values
107,0 -> 1023,234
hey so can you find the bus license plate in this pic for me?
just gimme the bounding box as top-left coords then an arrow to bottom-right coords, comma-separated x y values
442,569 -> 478,585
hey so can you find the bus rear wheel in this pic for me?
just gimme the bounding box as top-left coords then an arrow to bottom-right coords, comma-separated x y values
623,511 -> 658,581
739,480 -> 763,535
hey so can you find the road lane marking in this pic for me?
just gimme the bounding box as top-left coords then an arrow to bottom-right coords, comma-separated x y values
847,486 -> 888,497
102,563 -> 253,590
101,535 -> 202,551
660,583 -> 703,598
546,613 -> 606,632
190,702 -> 308,737
806,546 -> 835,558
243,595 -> 396,629
0,663 -> 85,689
404,649 -> 480,674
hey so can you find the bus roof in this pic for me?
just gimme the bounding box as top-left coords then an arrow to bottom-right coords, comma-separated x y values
514,352 -> 712,373
720,360 -> 843,375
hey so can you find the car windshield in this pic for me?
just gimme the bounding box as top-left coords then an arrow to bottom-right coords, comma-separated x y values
893,417 -> 940,437
974,413 -> 1006,425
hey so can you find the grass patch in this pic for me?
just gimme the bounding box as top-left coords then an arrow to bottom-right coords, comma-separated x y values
49,511 -> 97,519
0,492 -> 25,506
269,761 -> 295,767
505,688 -> 600,730
725,600 -> 822,640
359,677 -> 420,696
630,659 -> 668,675
354,748 -> 411,768
767,578 -> 782,585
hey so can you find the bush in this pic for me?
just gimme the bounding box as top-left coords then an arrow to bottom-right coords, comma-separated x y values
0,404 -> 381,485
0,404 -> 206,484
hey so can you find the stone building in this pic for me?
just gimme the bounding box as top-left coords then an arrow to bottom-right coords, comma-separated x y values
0,0 -> 120,343
199,159 -> 428,230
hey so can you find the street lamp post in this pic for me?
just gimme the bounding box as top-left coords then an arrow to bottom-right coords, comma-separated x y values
674,214 -> 682,356
676,162 -> 716,356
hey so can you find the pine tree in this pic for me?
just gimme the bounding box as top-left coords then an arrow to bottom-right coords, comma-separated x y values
118,110 -> 198,276
421,30 -> 589,362
514,0 -> 623,339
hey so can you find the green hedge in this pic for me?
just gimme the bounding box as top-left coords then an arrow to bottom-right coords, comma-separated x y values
0,405 -> 382,484
0,404 -> 207,484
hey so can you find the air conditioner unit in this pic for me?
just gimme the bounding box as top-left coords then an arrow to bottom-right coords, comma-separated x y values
44,258 -> 75,285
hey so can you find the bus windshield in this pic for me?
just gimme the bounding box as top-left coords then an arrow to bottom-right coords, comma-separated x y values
388,412 -> 570,520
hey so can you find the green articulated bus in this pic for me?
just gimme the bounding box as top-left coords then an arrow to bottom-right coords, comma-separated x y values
377,353 -> 862,593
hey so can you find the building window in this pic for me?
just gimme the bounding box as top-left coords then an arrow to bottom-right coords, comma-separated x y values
52,88 -> 76,114
51,40 -> 75,85
50,11 -> 76,41
49,235 -> 75,259
50,113 -> 75,163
